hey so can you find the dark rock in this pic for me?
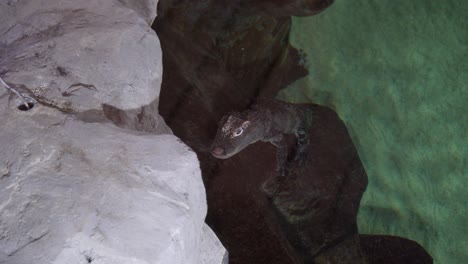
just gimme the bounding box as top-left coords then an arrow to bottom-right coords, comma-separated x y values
206,140 -> 302,263
360,235 -> 433,264
261,104 -> 368,263
153,1 -> 314,262
153,1 -> 430,264
246,0 -> 335,17
153,0 -> 310,181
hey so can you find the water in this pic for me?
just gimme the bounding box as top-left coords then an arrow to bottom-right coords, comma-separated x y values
279,1 -> 467,263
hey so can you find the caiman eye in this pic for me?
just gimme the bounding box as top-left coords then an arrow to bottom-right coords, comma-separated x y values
233,128 -> 243,137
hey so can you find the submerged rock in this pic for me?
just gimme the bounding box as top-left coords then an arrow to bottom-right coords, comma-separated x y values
261,104 -> 368,263
154,1 -> 336,263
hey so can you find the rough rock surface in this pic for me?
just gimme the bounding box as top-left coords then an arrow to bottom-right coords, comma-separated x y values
0,0 -> 226,263
1,0 -> 160,112
0,106 -> 206,264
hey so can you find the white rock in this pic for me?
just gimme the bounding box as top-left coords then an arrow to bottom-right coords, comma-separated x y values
200,225 -> 229,264
0,0 -> 227,263
0,0 -> 162,112
0,102 -> 204,264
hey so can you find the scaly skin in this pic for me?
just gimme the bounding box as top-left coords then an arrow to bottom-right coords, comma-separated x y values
211,98 -> 312,176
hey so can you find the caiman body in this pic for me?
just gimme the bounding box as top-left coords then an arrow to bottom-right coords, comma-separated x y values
211,98 -> 312,176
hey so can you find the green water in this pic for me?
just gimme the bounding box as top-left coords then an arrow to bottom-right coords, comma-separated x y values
278,0 -> 467,263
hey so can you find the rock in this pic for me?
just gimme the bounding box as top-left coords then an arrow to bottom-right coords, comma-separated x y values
154,1 -> 435,263
154,0 -> 311,181
0,0 -> 164,122
200,224 -> 229,264
248,0 -> 335,17
261,104 -> 368,263
360,235 -> 433,264
0,101 -> 207,264
118,0 -> 159,24
0,0 -> 226,263
154,1 -> 335,263
203,104 -> 368,263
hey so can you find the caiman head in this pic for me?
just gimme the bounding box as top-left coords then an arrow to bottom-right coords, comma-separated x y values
210,112 -> 262,159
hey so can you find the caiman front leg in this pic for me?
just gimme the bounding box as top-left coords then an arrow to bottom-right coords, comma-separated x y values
294,113 -> 312,166
270,134 -> 289,177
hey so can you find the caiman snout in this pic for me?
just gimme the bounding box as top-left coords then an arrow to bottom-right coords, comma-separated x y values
211,147 -> 225,157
